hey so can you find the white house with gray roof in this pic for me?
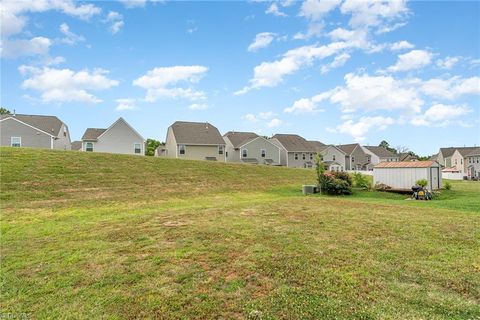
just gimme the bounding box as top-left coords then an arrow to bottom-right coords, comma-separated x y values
81,117 -> 145,156
465,147 -> 480,179
223,131 -> 280,165
314,144 -> 346,172
337,143 -> 371,170
0,113 -> 71,150
270,134 -> 318,168
362,146 -> 399,168
164,121 -> 226,161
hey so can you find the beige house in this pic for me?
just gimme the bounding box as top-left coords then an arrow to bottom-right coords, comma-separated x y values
163,121 -> 226,161
0,113 -> 71,150
450,147 -> 478,176
81,117 -> 145,155
223,131 -> 280,164
435,147 -> 476,168
310,142 -> 346,171
337,143 -> 370,170
270,134 -> 318,168
465,148 -> 480,179
362,146 -> 399,169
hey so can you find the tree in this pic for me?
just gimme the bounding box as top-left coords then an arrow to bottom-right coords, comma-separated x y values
0,107 -> 11,115
395,145 -> 410,154
378,140 -> 397,154
145,139 -> 162,156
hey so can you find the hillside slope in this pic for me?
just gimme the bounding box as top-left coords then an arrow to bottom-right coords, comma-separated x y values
0,147 -> 316,209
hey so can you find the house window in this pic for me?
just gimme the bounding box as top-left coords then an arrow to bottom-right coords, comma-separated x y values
242,149 -> 248,158
179,144 -> 186,155
225,151 -> 228,157
134,143 -> 141,154
321,156 -> 324,161
455,159 -> 457,165
461,158 -> 463,164
261,149 -> 266,158
11,137 -> 21,147
352,156 -> 355,163
218,145 -> 224,155
367,156 -> 370,163
85,142 -> 93,152
333,155 -> 336,161
294,153 -> 298,160
302,153 -> 306,160
309,153 -> 313,160
63,127 -> 67,137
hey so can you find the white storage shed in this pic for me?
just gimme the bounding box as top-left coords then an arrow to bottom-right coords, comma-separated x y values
373,161 -> 442,191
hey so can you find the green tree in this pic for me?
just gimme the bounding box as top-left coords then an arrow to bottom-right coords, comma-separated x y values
0,107 -> 11,115
378,140 -> 397,154
145,139 -> 162,156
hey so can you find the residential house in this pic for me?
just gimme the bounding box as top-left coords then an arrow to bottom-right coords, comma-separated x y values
0,113 -> 71,150
164,121 -> 226,161
71,141 -> 82,151
270,134 -> 317,168
399,152 -> 418,161
450,147 -> 478,176
435,147 -> 476,168
223,131 -> 280,164
337,143 -> 370,170
81,117 -> 145,155
465,147 -> 480,179
309,141 -> 346,171
362,146 -> 399,169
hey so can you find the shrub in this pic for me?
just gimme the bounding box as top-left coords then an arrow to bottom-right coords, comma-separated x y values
331,171 -> 353,186
319,172 -> 352,195
416,179 -> 428,187
352,172 -> 372,190
444,181 -> 452,190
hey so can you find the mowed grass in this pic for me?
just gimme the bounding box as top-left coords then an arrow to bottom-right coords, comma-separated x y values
1,147 -> 479,319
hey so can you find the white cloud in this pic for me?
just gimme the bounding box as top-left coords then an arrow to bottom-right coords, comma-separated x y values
188,103 -> 209,110
267,118 -> 283,128
376,21 -> 407,34
436,56 -> 460,70
293,22 -> 324,40
390,40 -> 414,51
105,11 -> 124,34
340,0 -> 409,29
411,104 -> 471,127
243,113 -> 259,122
321,52 -> 350,74
387,49 -> 433,72
421,76 -> 480,100
19,66 -> 118,104
284,91 -> 331,114
115,98 -> 136,111
248,32 -> 277,52
236,41 -> 350,94
133,65 -> 208,102
329,116 -> 395,142
300,0 -> 341,21
265,3 -> 287,17
59,23 -> 85,45
120,0 -> 146,8
1,37 -> 51,58
242,111 -> 277,124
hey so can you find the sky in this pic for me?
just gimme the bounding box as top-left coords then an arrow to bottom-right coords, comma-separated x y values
1,0 -> 479,155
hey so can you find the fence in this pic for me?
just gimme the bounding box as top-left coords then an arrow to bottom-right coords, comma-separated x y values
442,172 -> 464,180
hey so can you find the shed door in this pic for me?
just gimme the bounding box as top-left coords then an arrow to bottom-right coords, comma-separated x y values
431,167 -> 439,190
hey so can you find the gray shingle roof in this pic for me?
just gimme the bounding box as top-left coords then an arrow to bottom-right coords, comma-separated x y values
337,143 -> 359,155
1,113 -> 65,137
271,134 -> 317,152
171,121 -> 225,145
439,147 -> 478,158
71,141 -> 82,150
82,128 -> 107,140
307,140 -> 327,152
224,131 -> 259,148
466,147 -> 480,157
364,146 -> 397,158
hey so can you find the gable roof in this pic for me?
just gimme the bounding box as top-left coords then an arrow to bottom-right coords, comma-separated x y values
466,147 -> 480,157
375,160 -> 437,168
271,134 -> 316,152
337,143 -> 359,155
364,146 -> 397,158
170,121 -> 225,145
454,147 -> 479,157
307,140 -> 327,152
399,152 -> 418,161
1,113 -> 65,137
82,128 -> 107,140
439,147 -> 478,158
224,131 -> 259,148
71,141 -> 82,150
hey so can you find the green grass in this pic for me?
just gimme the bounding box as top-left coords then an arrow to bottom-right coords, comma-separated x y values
1,147 -> 479,319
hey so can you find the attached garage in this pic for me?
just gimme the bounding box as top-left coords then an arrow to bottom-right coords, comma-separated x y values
373,161 -> 442,191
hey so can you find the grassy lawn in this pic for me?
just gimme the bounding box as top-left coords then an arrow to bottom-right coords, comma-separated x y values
1,147 -> 479,319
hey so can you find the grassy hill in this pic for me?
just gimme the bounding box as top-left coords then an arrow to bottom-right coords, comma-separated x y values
1,147 -> 479,319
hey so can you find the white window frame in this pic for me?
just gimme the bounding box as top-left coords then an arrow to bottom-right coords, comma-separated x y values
134,143 -> 142,154
294,153 -> 298,160
352,156 -> 355,163
261,149 -> 266,158
242,148 -> 248,158
218,145 -> 224,155
11,137 -> 21,147
85,142 -> 94,152
179,144 -> 186,155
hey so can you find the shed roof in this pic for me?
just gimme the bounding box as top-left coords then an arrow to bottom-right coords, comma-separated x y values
375,161 -> 437,168
1,113 -> 65,137
223,131 -> 258,148
171,121 -> 225,145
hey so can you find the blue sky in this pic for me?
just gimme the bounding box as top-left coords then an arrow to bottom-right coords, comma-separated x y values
1,0 -> 479,155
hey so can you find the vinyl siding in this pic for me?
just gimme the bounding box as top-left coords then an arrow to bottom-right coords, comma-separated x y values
234,137 -> 280,164
0,118 -> 52,148
52,123 -> 71,150
320,146 -> 346,170
286,152 -> 316,168
165,127 -> 177,158
177,145 -> 225,161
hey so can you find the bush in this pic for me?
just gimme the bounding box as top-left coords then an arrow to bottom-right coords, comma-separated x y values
352,172 -> 372,190
444,181 -> 452,190
416,179 -> 428,187
319,172 -> 352,195
331,171 -> 353,186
